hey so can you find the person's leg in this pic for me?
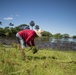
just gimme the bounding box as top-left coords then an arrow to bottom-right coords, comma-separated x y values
16,33 -> 26,60
16,33 -> 26,49
18,39 -> 26,60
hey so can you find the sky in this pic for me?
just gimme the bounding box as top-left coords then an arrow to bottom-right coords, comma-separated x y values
0,0 -> 76,36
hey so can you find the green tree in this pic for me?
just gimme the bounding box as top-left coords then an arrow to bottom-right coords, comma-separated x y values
54,33 -> 62,39
35,25 -> 39,30
42,31 -> 52,37
30,21 -> 35,30
9,28 -> 17,37
4,26 -> 10,39
0,28 -> 5,36
72,35 -> 76,38
62,34 -> 69,38
15,24 -> 29,31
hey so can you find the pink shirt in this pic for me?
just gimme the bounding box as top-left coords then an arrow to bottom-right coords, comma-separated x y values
18,29 -> 36,46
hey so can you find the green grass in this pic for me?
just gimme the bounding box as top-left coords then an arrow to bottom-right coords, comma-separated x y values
0,45 -> 76,75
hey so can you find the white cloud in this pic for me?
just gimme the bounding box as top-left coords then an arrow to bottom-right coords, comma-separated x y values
4,17 -> 13,20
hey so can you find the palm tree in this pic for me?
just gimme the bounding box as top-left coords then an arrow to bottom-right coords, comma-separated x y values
9,22 -> 14,26
0,21 -> 2,25
9,23 -> 14,29
35,25 -> 39,30
30,21 -> 35,30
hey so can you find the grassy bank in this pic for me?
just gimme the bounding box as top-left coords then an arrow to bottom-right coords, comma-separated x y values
0,45 -> 76,75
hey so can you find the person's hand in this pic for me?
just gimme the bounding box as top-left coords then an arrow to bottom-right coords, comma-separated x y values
32,46 -> 38,54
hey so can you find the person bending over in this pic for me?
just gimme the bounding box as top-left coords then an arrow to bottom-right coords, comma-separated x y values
16,29 -> 44,54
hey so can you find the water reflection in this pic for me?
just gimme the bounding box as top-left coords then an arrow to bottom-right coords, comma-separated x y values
36,38 -> 76,50
51,38 -> 76,43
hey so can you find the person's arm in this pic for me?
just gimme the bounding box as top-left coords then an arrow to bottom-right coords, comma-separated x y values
26,34 -> 34,47
26,37 -> 31,47
26,31 -> 36,47
31,39 -> 35,46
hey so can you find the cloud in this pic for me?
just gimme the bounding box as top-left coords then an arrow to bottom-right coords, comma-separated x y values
4,17 -> 13,20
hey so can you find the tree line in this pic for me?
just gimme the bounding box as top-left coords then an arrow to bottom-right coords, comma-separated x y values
0,21 -> 76,39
